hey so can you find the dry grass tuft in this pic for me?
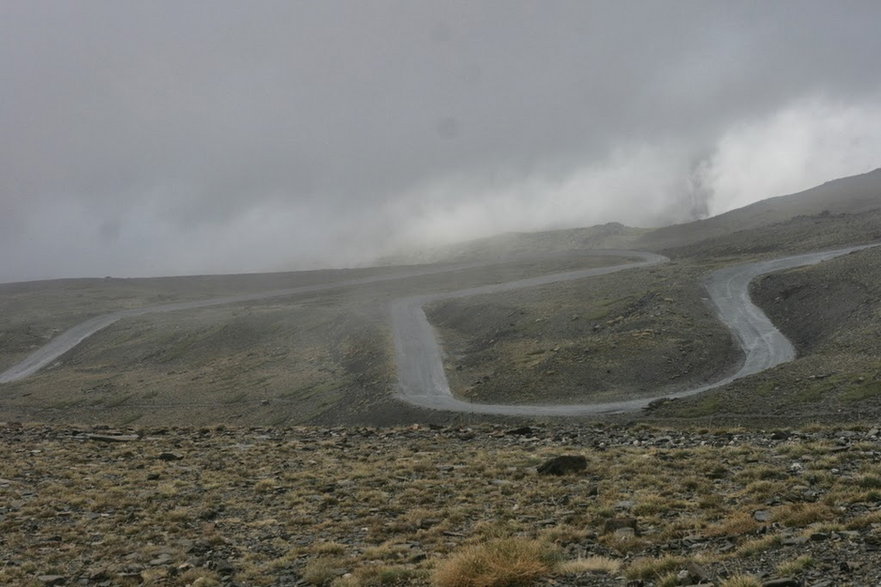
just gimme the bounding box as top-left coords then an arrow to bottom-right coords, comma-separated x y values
656,572 -> 683,587
337,564 -> 425,586
772,503 -> 835,527
846,509 -> 881,529
624,555 -> 687,581
720,575 -> 762,587
432,537 -> 559,587
734,534 -> 781,557
312,542 -> 349,556
304,556 -> 347,586
704,512 -> 761,537
179,568 -> 222,586
555,555 -> 622,575
776,554 -> 814,576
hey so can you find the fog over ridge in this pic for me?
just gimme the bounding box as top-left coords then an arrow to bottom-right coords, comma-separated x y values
2,1 -> 881,282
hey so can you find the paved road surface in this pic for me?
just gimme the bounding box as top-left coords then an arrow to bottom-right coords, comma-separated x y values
392,245 -> 878,415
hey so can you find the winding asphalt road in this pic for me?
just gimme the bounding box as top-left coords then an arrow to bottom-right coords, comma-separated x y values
0,261 -> 493,384
3,245 -> 876,417
392,244 -> 879,415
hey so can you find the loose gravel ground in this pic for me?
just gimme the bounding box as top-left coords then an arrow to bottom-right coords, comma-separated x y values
3,422 -> 881,586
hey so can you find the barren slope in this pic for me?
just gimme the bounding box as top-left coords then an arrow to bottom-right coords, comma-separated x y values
639,167 -> 881,251
427,261 -> 738,405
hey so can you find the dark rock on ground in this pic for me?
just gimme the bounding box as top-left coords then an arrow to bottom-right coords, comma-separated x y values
537,454 -> 587,475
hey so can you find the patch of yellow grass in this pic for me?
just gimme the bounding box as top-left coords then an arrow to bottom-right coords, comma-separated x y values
704,512 -> 761,537
846,509 -> 881,529
624,555 -> 687,581
432,537 -> 559,587
733,534 -> 780,557
776,554 -> 813,576
179,568 -> 222,586
303,556 -> 347,586
335,564 -> 425,586
539,524 -> 589,545
720,575 -> 762,587
555,556 -> 622,575
254,478 -> 278,493
312,541 -> 349,556
772,502 -> 835,527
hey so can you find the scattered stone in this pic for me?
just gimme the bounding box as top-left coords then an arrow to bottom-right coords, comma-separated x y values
87,568 -> 110,582
706,466 -> 727,479
603,516 -> 638,535
614,527 -> 636,539
213,559 -> 235,576
685,561 -> 713,583
149,553 -> 172,566
157,452 -> 183,461
85,434 -> 138,443
37,576 -> 66,586
754,509 -> 773,522
536,455 -> 587,476
782,536 -> 809,546
762,578 -> 801,587
418,518 -> 441,529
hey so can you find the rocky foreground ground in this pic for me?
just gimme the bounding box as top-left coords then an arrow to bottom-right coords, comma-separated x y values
3,422 -> 881,586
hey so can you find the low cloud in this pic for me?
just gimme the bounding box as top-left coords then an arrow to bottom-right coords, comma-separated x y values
695,97 -> 881,215
1,2 -> 880,282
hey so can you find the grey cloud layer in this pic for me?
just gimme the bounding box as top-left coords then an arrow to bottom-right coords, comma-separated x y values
2,1 -> 880,282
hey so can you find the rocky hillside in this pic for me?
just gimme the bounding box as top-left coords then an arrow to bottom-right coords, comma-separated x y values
3,422 -> 881,586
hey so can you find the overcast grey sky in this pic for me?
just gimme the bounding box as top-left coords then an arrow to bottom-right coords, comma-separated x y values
2,1 -> 881,282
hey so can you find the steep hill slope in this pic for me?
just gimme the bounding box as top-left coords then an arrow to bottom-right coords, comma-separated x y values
639,167 -> 881,251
